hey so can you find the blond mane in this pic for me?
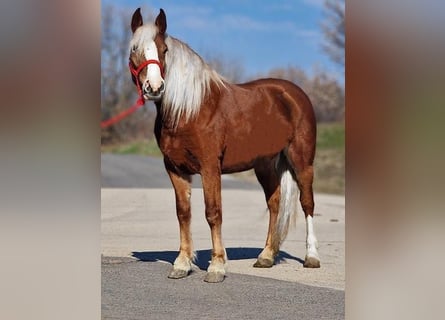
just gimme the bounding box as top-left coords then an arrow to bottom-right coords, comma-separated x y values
162,36 -> 226,124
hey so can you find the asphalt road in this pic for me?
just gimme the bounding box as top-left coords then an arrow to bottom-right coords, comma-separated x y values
102,256 -> 344,320
101,153 -> 345,319
101,153 -> 259,190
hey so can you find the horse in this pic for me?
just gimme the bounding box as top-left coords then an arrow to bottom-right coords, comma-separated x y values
128,8 -> 320,283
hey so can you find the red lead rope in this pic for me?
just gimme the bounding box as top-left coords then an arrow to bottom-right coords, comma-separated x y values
100,97 -> 145,129
100,59 -> 164,129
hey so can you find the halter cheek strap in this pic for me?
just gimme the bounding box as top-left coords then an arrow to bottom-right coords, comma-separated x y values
129,59 -> 165,100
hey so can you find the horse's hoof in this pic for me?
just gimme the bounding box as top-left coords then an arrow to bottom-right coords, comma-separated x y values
204,272 -> 225,283
168,268 -> 189,279
304,256 -> 320,268
253,257 -> 274,268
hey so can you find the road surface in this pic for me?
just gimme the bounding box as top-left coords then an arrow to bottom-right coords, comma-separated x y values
101,154 -> 345,319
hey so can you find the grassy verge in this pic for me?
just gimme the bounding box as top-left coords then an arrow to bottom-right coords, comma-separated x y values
101,122 -> 345,195
313,122 -> 345,195
101,139 -> 162,157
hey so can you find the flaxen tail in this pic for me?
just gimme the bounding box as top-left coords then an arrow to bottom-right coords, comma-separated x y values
272,154 -> 298,252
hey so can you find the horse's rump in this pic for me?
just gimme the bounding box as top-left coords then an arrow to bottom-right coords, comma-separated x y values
219,78 -> 316,173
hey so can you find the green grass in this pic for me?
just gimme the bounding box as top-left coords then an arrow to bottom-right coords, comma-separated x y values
101,139 -> 162,157
316,122 -> 345,150
314,122 -> 345,194
101,122 -> 345,194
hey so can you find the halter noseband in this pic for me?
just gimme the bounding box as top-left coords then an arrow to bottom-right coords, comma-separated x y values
129,59 -> 165,100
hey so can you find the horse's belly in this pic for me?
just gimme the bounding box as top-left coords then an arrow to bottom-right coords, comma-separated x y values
222,135 -> 286,172
221,105 -> 292,171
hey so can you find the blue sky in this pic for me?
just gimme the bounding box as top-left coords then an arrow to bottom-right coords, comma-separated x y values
102,0 -> 343,83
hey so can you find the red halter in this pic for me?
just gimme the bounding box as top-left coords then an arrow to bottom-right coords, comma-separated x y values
99,59 -> 165,129
128,59 -> 165,99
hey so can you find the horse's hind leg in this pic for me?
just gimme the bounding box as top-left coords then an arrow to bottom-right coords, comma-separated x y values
286,139 -> 321,268
253,159 -> 281,268
165,164 -> 194,279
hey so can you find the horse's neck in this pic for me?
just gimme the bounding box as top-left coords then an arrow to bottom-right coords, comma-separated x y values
155,101 -> 162,114
154,100 -> 181,131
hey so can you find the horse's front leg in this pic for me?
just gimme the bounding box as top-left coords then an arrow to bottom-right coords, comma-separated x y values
165,165 -> 194,279
201,167 -> 226,283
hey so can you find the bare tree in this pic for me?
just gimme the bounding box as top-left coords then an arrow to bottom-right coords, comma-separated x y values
101,4 -> 155,144
265,66 -> 344,122
267,66 -> 309,87
305,68 -> 344,122
322,0 -> 345,67
205,54 -> 246,83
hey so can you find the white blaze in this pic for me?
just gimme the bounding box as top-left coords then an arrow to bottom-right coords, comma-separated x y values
143,40 -> 163,91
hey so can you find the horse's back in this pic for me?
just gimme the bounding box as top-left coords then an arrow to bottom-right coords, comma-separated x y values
236,78 -> 315,124
238,78 -> 304,95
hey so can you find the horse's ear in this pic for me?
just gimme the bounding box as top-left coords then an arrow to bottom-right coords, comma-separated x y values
131,8 -> 143,33
155,8 -> 167,35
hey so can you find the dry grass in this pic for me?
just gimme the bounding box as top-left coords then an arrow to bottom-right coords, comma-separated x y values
313,147 -> 345,194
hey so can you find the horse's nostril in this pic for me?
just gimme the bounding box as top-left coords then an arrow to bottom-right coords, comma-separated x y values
143,80 -> 164,96
143,83 -> 152,94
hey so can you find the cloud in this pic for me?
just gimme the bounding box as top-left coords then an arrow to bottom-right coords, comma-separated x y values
220,14 -> 269,31
295,29 -> 321,39
162,4 -> 213,17
221,15 -> 321,41
302,0 -> 325,8
263,3 -> 296,12
158,3 -> 216,32
179,16 -> 213,30
156,1 -> 323,47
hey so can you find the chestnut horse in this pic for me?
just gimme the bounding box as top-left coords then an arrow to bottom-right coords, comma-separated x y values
129,8 -> 320,283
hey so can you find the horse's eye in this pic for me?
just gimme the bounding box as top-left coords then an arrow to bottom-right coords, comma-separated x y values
163,47 -> 168,54
131,45 -> 137,53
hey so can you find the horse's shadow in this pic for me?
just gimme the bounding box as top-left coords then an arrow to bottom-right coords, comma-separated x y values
132,247 -> 304,270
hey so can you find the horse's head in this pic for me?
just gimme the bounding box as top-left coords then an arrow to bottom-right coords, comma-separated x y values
129,8 -> 168,101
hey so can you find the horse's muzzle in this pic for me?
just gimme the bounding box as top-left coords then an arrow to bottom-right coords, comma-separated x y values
143,80 -> 165,101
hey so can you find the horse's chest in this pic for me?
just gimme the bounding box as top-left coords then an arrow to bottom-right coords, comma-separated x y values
159,134 -> 201,174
